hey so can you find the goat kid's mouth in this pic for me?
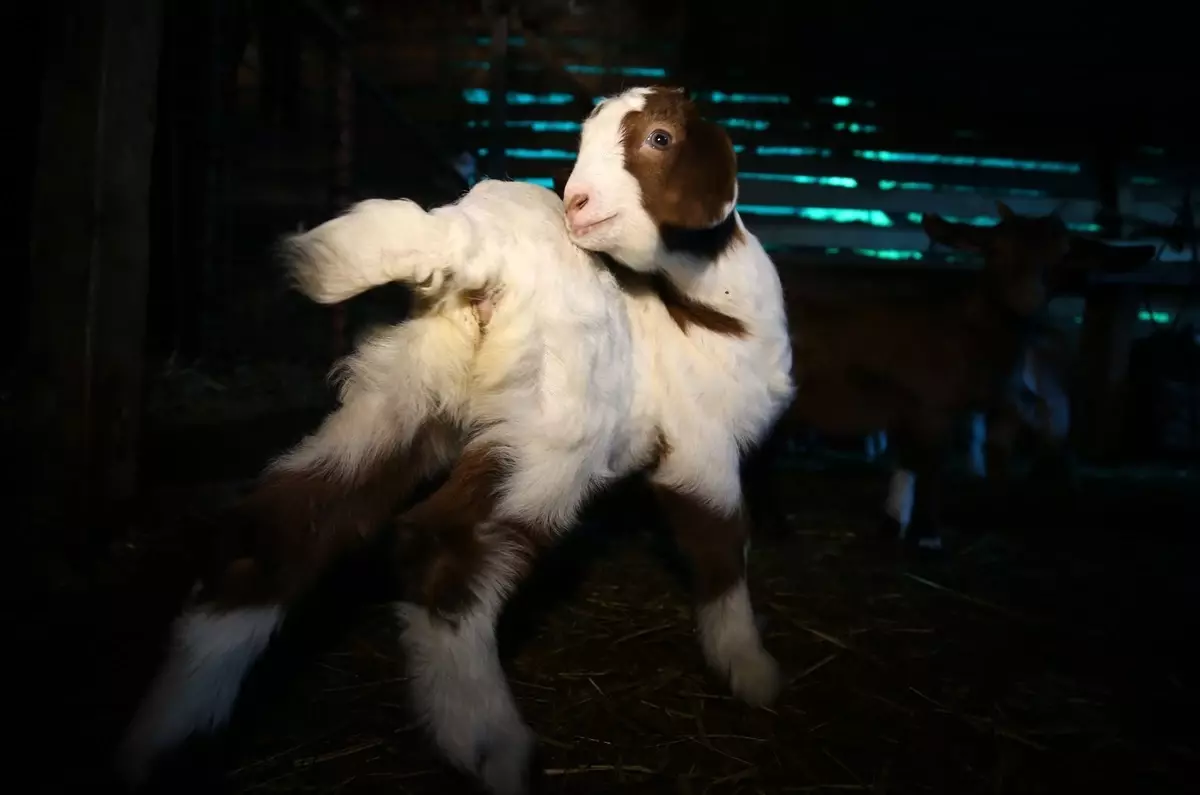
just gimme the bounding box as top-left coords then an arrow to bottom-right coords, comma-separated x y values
568,213 -> 617,238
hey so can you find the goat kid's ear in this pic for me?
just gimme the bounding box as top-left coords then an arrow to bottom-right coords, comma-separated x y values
1064,237 -> 1158,273
922,213 -> 990,252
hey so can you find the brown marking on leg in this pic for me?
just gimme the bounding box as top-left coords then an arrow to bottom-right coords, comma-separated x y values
198,424 -> 456,610
652,484 -> 749,604
392,446 -> 545,619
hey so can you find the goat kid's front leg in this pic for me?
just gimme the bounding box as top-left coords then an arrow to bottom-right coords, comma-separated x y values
883,425 -> 950,553
652,476 -> 782,707
391,447 -> 545,795
281,198 -> 483,305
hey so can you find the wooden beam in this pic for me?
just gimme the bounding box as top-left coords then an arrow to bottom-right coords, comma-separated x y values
1074,147 -> 1138,462
25,0 -> 163,555
511,13 -> 601,110
487,8 -> 509,178
330,23 -> 355,357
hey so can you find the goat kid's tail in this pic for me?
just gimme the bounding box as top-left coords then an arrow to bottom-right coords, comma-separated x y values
280,197 -> 477,305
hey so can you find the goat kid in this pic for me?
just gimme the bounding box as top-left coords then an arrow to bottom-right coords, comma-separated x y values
118,86 -> 793,795
765,205 -> 1153,550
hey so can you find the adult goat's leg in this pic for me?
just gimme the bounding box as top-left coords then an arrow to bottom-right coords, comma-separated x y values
390,446 -> 547,795
652,475 -> 781,707
742,428 -> 791,541
117,318 -> 474,784
893,425 -> 951,552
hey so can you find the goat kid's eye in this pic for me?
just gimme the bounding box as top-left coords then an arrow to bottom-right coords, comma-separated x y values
646,129 -> 672,149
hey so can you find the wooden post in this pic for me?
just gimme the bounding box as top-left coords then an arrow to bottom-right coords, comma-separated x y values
331,31 -> 355,357
486,3 -> 509,179
25,0 -> 164,557
1074,146 -> 1139,462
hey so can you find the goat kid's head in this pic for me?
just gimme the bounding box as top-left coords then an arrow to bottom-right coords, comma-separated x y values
923,203 -> 1070,316
562,86 -> 739,271
923,203 -> 1158,313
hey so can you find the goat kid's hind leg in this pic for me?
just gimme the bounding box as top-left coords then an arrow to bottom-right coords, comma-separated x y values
280,197 -> 482,305
652,479 -> 781,708
116,337 -> 464,785
117,429 -> 456,787
391,447 -> 545,795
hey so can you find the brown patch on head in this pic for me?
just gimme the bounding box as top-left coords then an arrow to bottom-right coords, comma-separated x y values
392,446 -> 542,618
606,257 -> 747,337
620,87 -> 740,233
653,485 -> 749,604
924,203 -> 1070,316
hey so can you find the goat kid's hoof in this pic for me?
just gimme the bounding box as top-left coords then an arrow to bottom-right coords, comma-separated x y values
472,722 -> 538,795
904,529 -> 945,555
729,647 -> 782,707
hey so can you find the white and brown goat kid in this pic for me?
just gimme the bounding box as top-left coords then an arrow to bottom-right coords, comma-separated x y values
118,87 -> 793,795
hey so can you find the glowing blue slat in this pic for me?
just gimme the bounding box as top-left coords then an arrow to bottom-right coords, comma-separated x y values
878,180 -> 1048,198
720,118 -> 771,131
466,119 -> 582,132
903,212 -> 1104,233
856,248 -> 923,261
456,61 -> 667,78
1074,310 -> 1171,324
878,180 -> 936,192
856,149 -> 1081,174
820,96 -> 877,109
820,247 -> 925,260
740,173 -> 858,189
756,146 -> 832,158
475,148 -> 576,160
696,91 -> 791,104
832,121 -> 878,134
739,205 -> 893,227
516,177 -> 556,189
473,36 -> 528,46
462,89 -> 576,105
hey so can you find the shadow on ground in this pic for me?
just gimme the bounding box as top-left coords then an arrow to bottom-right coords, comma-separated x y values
23,411 -> 1200,794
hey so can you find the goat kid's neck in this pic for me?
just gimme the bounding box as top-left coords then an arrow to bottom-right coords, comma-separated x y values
653,214 -> 771,318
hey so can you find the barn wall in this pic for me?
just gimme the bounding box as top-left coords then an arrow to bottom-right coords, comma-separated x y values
145,1 -> 1197,380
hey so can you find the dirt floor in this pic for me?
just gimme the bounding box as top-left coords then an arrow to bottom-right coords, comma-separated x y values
23,408 -> 1200,795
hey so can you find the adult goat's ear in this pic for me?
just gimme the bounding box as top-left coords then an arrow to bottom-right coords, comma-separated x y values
922,213 -> 990,252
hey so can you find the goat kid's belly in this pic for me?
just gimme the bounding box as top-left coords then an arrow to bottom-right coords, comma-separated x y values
464,275 -> 640,532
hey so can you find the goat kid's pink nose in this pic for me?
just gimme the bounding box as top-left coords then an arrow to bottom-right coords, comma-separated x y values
564,190 -> 589,221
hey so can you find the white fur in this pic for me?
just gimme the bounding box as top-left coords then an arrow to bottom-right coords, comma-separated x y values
117,605 -> 283,784
124,87 -> 794,793
886,469 -> 916,535
967,412 -> 988,478
395,525 -> 534,795
696,578 -> 781,706
1022,346 -> 1071,442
